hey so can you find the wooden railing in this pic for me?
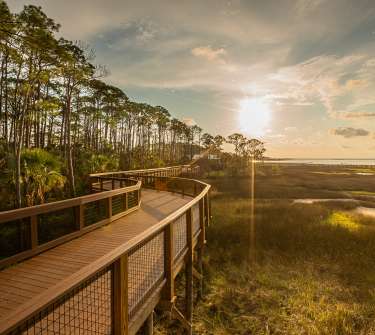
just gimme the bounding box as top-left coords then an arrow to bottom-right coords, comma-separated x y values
89,164 -> 200,182
0,164 -> 211,335
0,178 -> 141,269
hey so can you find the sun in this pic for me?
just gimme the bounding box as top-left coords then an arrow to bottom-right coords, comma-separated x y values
238,98 -> 271,137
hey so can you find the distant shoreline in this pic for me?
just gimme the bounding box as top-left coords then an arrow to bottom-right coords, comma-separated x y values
261,159 -> 375,166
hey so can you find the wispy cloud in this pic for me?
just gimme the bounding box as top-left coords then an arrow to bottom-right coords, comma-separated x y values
191,46 -> 227,63
330,127 -> 369,138
339,111 -> 375,119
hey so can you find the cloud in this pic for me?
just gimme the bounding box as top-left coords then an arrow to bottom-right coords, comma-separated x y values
182,117 -> 196,126
268,54 -> 375,121
330,127 -> 369,138
339,111 -> 375,119
191,46 -> 227,63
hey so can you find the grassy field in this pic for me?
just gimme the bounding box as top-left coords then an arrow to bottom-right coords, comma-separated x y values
157,164 -> 375,334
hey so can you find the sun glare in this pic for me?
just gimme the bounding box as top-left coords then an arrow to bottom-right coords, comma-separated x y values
238,98 -> 271,137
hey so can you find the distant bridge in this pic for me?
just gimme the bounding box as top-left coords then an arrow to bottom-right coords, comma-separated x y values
0,165 -> 211,335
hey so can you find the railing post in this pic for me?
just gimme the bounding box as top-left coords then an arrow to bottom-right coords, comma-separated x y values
204,195 -> 209,227
112,254 -> 129,335
100,178 -> 104,192
108,196 -> 113,220
125,192 -> 128,211
197,199 -> 205,299
75,204 -> 84,230
185,208 -> 193,335
208,191 -> 212,225
112,178 -> 115,190
30,215 -> 38,249
163,223 -> 174,302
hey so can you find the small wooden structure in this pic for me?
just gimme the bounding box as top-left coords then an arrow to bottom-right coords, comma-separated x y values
0,165 -> 210,335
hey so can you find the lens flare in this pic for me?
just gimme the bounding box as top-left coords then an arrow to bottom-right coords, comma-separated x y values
238,98 -> 271,137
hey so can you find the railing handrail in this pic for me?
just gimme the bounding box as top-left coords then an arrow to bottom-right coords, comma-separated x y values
0,179 -> 140,224
89,164 -> 194,177
0,176 -> 210,334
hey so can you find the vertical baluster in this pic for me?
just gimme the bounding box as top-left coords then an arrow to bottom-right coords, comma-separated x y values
75,204 -> 84,230
125,192 -> 128,211
30,215 -> 38,249
108,196 -> 112,220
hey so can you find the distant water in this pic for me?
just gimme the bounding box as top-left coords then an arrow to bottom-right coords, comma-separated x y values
263,159 -> 375,166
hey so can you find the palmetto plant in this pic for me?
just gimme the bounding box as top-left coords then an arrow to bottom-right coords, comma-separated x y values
7,149 -> 66,206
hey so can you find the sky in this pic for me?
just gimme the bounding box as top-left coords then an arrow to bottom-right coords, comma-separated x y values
9,0 -> 375,158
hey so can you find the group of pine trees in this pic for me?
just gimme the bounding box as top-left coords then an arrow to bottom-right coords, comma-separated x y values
0,1 -> 265,210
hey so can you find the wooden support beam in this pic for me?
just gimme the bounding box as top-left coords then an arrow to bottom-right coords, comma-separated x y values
185,208 -> 193,335
208,191 -> 212,226
163,223 -> 175,302
199,199 -> 206,246
197,198 -> 205,300
172,305 -> 192,332
143,312 -> 154,335
112,254 -> 129,335
192,267 -> 203,281
204,195 -> 209,227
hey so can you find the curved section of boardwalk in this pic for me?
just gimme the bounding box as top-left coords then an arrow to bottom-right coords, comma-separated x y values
0,165 -> 210,335
0,190 -> 190,323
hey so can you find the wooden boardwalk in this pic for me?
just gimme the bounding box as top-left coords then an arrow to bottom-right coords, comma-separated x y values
0,166 -> 210,335
0,189 -> 190,322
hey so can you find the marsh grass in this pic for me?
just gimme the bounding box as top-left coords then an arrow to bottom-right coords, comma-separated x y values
156,165 -> 375,334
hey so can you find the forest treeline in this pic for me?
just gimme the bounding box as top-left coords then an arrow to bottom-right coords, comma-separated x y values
0,1 -> 265,210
